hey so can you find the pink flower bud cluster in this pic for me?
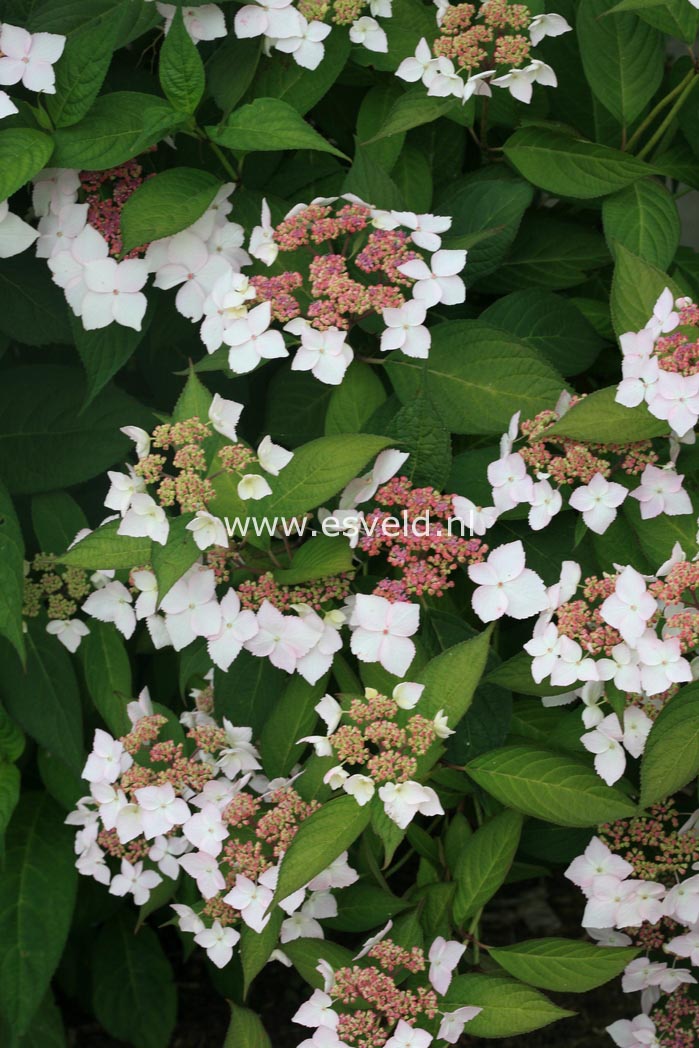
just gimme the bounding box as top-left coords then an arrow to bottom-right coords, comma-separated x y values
485,400 -> 689,539
80,155 -> 154,258
237,570 -> 354,613
251,201 -> 420,333
309,686 -> 447,828
396,1 -> 569,106
358,476 -> 487,602
566,804 -> 699,1048
69,697 -> 359,970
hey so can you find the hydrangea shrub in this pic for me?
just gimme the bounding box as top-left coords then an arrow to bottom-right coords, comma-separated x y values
1,1 -> 699,1046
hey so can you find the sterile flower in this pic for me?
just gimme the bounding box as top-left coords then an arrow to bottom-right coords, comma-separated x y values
246,600 -> 319,673
36,202 -> 88,258
186,511 -> 229,551
183,803 -> 228,857
157,3 -> 227,42
451,496 -> 498,537
82,580 -> 136,639
238,474 -> 273,500
524,621 -> 562,683
630,464 -> 692,519
528,478 -> 563,531
83,729 -> 132,785
528,12 -> 572,45
207,588 -> 258,671
46,617 -> 89,653
606,1014 -> 659,1048
569,473 -> 628,534
274,16 -> 331,70
224,300 -> 288,373
349,16 -> 387,52
600,566 -> 657,645
438,1007 -> 482,1044
217,721 -> 261,778
149,230 -> 228,321
487,452 -> 533,511
208,393 -> 244,441
380,300 -> 431,358
396,38 -> 436,83
384,1019 -> 432,1048
109,858 -> 162,905
636,632 -> 692,696
257,435 -> 293,476
79,257 -> 149,331
378,780 -> 443,829
616,355 -> 660,408
428,937 -> 465,995
200,272 -> 257,352
224,875 -> 274,933
648,370 -> 699,438
249,198 -> 278,266
291,325 -> 354,385
349,594 -> 419,676
343,774 -> 376,806
468,540 -> 548,622
393,682 -> 424,710
339,448 -> 409,509
194,920 -> 240,968
179,851 -> 226,899
136,783 -> 191,840
565,835 -> 633,892
0,23 -> 65,93
159,567 -> 221,650
0,91 -> 17,119
0,199 -> 39,258
119,491 -> 170,545
398,250 -> 467,307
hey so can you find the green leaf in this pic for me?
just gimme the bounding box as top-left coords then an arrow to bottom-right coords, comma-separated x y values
0,254 -> 72,348
483,214 -> 609,293
365,88 -> 456,142
577,0 -> 664,123
0,480 -> 25,662
151,514 -> 200,601
326,882 -> 411,933
355,82 -> 406,173
480,291 -> 604,377
325,362 -> 386,436
343,147 -> 405,211
259,672 -> 329,779
624,498 -> 698,565
253,434 -> 393,519
207,35 -> 261,115
610,241 -> 682,336
70,306 -> 152,404
173,365 -> 213,422
79,621 -> 131,735
388,392 -> 452,490
603,179 -> 680,270
282,938 -> 355,988
214,651 -> 285,737
544,386 -> 669,442
15,990 -> 66,1048
207,98 -> 348,159
61,517 -> 152,571
417,627 -> 493,725
274,796 -> 372,905
486,651 -> 577,698
503,127 -> 654,199
436,171 -> 533,284
239,909 -> 284,997
0,761 -> 20,839
386,321 -> 566,435
454,809 -> 523,922
91,916 -> 176,1048
274,535 -> 353,585
0,129 -> 54,200
640,683 -> 699,807
443,973 -> 574,1037
244,26 -> 350,115
46,4 -> 123,127
159,6 -> 205,113
0,366 -> 152,495
0,793 -> 77,1035
52,92 -> 181,169
224,1003 -> 271,1048
120,168 -> 222,254
0,623 -> 84,776
490,938 -> 639,993
467,743 -> 637,826
0,703 -> 25,763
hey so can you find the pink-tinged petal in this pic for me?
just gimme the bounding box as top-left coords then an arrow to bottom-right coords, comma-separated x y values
80,291 -> 112,330
488,540 -> 525,583
84,257 -> 117,293
378,635 -> 415,676
113,291 -> 147,331
503,569 -> 548,619
386,601 -> 420,637
402,325 -> 431,358
471,584 -> 508,622
350,627 -> 383,664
